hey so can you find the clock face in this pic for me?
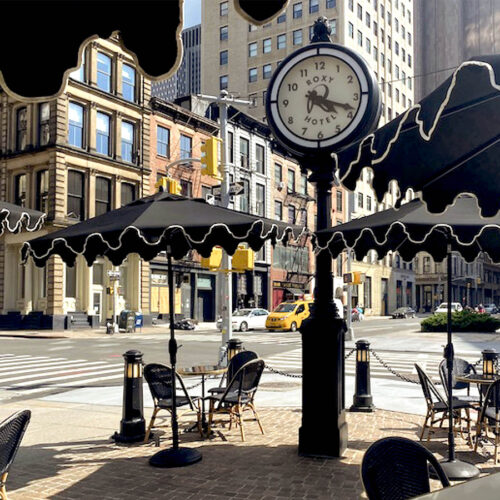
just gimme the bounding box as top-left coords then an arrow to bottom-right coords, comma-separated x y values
266,44 -> 380,155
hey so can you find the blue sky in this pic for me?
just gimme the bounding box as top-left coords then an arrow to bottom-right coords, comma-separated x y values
184,0 -> 201,27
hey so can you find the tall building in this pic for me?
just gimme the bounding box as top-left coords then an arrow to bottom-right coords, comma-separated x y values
153,24 -> 202,101
414,0 -> 500,101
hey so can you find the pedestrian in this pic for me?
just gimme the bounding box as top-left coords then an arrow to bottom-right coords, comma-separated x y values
356,304 -> 364,321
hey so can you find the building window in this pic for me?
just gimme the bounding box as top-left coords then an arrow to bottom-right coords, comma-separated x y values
395,41 -> 399,55
408,54 -> 412,68
180,180 -> 193,197
274,201 -> 282,220
38,102 -> 50,146
220,50 -> 228,65
293,2 -> 302,18
367,195 -> 372,211
256,184 -> 265,216
263,38 -> 272,53
366,12 -> 371,27
201,185 -> 211,200
239,137 -> 249,168
248,42 -> 257,57
220,75 -> 228,90
330,18 -> 337,34
227,131 -> 234,163
36,170 -> 49,213
288,205 -> 296,224
357,192 -> 363,208
122,64 -> 136,102
293,29 -> 303,45
121,182 -> 135,207
287,169 -> 295,193
67,170 -> 85,220
348,22 -> 354,38
220,1 -> 228,15
16,107 -> 27,151
364,276 -> 372,308
275,163 -> 282,183
309,0 -> 319,13
357,3 -> 362,19
14,173 -> 26,207
240,179 -> 250,212
65,265 -> 77,298
277,34 -> 286,50
180,134 -> 192,159
249,67 -> 257,82
366,37 -> 371,54
299,173 -> 307,195
255,144 -> 265,173
423,256 -> 431,273
96,52 -> 112,92
96,112 -> 111,156
121,121 -> 134,162
263,64 -> 272,79
68,102 -> 84,148
157,125 -> 170,157
95,177 -> 111,216
408,32 -> 412,45
326,0 -> 336,8
277,12 -> 286,23
220,25 -> 228,40
348,0 -> 353,11
373,20 -> 378,36
357,30 -> 363,47
336,190 -> 342,211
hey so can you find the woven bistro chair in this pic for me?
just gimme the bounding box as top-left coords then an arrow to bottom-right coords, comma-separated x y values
439,358 -> 480,405
206,358 -> 265,442
415,363 -> 473,443
143,363 -> 202,443
361,436 -> 450,500
0,410 -> 31,500
474,378 -> 500,463
207,350 -> 258,396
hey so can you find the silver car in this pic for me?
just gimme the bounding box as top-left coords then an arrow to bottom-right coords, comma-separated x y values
216,308 -> 269,332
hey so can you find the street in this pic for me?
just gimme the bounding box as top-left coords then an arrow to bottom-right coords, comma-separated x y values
2,316 -> 499,415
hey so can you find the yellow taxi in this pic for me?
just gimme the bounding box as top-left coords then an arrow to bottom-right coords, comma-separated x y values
265,300 -> 313,332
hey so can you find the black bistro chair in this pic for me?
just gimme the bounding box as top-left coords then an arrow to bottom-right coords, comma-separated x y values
361,436 -> 450,500
439,358 -> 480,405
415,363 -> 473,443
0,409 -> 31,500
474,378 -> 500,463
207,358 -> 265,442
207,350 -> 258,396
144,363 -> 202,443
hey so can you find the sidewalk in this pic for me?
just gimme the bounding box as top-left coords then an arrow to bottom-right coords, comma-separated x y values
2,399 -> 500,499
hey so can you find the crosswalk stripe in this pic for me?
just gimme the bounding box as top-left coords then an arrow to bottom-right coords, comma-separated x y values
0,358 -> 69,370
0,359 -> 89,374
0,355 -> 46,364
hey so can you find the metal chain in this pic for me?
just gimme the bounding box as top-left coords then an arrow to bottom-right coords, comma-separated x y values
345,348 -> 356,360
369,349 -> 422,385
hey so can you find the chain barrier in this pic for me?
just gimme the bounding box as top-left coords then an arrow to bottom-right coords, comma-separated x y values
369,349 -> 422,384
184,347 -> 228,390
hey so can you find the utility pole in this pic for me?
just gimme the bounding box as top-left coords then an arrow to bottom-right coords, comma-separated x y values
345,249 -> 354,341
196,91 -> 252,358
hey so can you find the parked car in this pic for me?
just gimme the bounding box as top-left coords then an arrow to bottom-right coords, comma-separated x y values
434,302 -> 463,314
216,308 -> 269,332
266,300 -> 313,332
484,303 -> 498,314
391,307 -> 417,319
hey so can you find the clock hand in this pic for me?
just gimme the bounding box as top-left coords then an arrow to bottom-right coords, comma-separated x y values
306,90 -> 355,113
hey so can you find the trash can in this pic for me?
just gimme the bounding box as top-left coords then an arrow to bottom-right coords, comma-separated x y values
134,312 -> 143,328
118,310 -> 130,330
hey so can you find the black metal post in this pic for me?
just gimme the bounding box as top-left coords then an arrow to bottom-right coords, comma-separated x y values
299,168 -> 347,458
227,338 -> 243,363
482,349 -> 498,377
350,340 -> 374,412
113,349 -> 146,443
149,253 -> 202,468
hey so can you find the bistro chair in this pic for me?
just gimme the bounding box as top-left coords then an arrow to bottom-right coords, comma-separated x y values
415,363 -> 473,443
206,358 -> 265,442
207,350 -> 258,396
0,409 -> 31,500
143,363 -> 202,443
439,358 -> 480,405
474,378 -> 500,463
361,436 -> 450,500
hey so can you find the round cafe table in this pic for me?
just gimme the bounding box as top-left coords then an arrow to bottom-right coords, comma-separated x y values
455,373 -> 500,405
178,364 -> 226,436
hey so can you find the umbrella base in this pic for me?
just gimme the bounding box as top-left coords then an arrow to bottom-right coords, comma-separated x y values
431,459 -> 480,481
149,447 -> 202,468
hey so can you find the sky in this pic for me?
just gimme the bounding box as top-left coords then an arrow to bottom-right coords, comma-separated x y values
183,0 -> 201,28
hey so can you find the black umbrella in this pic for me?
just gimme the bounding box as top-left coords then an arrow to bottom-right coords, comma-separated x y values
334,55 -> 500,217
0,1 -> 286,99
0,202 -> 45,236
22,191 -> 306,467
314,196 -> 495,480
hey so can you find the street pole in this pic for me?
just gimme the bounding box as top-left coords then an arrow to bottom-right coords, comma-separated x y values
196,92 -> 252,360
346,249 -> 354,341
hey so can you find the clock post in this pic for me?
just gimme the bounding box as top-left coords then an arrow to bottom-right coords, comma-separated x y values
265,17 -> 381,458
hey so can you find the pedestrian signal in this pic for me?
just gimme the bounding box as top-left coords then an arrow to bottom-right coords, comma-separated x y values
343,272 -> 364,285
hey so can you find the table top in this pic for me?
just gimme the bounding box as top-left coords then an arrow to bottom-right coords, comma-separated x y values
416,472 -> 500,499
178,364 -> 227,376
455,373 -> 500,385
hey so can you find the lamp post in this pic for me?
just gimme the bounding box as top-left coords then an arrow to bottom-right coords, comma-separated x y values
482,349 -> 498,377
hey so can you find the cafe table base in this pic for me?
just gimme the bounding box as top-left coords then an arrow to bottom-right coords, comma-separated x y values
149,447 -> 202,468
431,459 -> 480,481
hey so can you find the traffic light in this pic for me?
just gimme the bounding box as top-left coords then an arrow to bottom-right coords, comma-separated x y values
201,247 -> 223,269
343,271 -> 364,285
232,245 -> 254,271
200,137 -> 222,179
155,177 -> 182,195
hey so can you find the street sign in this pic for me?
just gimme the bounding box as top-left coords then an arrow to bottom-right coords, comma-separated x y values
229,181 -> 245,196
107,270 -> 121,280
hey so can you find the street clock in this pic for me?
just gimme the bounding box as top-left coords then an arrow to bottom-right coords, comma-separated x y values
265,42 -> 381,159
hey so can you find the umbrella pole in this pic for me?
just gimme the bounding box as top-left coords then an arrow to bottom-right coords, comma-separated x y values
149,253 -> 202,468
435,241 -> 479,480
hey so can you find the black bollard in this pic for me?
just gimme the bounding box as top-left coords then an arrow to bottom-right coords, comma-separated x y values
113,350 -> 146,443
350,340 -> 374,412
227,338 -> 243,363
482,348 -> 498,377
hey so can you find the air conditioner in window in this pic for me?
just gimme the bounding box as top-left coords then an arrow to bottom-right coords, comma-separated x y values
277,181 -> 285,191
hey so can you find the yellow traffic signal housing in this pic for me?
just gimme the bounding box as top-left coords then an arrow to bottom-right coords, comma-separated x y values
200,137 -> 222,179
232,245 -> 254,271
201,247 -> 223,269
155,177 -> 182,195
343,271 -> 364,285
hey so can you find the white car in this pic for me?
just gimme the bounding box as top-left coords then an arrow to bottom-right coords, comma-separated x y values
434,302 -> 463,314
216,308 -> 269,332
